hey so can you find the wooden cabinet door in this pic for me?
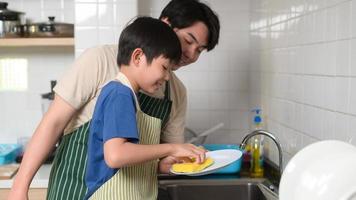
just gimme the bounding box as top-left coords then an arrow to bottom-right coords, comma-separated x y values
0,188 -> 47,200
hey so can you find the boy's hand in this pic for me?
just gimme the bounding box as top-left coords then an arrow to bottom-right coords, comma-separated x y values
170,143 -> 207,164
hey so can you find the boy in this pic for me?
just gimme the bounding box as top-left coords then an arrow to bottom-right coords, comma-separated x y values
84,17 -> 206,200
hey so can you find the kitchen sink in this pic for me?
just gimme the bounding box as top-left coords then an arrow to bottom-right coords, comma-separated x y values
158,178 -> 278,200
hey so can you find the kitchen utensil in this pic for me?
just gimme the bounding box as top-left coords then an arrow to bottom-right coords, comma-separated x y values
41,80 -> 56,114
0,2 -> 24,38
187,123 -> 224,144
170,149 -> 242,176
279,140 -> 356,200
0,144 -> 21,165
0,163 -> 19,179
24,16 -> 73,37
202,144 -> 242,174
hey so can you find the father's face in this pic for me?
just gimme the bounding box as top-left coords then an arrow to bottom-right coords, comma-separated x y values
172,21 -> 209,70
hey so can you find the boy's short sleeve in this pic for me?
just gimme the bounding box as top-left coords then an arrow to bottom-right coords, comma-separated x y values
102,90 -> 139,143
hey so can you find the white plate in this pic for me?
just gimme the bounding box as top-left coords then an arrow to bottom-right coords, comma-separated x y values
170,149 -> 242,176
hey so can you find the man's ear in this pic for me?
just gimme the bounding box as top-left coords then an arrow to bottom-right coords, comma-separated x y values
131,48 -> 144,66
160,17 -> 171,27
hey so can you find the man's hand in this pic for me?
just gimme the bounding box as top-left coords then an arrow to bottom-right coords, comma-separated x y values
158,156 -> 180,174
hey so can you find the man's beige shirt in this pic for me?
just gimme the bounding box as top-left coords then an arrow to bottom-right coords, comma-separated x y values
54,45 -> 187,143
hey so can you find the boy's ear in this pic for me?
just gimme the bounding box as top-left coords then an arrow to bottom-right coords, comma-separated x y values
131,48 -> 144,66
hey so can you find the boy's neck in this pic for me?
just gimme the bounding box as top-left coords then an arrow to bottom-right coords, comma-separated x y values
119,66 -> 139,93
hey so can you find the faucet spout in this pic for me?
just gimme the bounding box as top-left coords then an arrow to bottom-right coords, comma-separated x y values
240,130 -> 283,175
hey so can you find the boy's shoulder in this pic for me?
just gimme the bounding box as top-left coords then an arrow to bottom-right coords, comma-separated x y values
101,81 -> 134,98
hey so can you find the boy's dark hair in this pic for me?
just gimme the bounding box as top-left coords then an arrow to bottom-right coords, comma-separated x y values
117,17 -> 182,66
159,0 -> 220,51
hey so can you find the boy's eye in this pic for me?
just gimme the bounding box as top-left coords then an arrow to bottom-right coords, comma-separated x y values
185,38 -> 193,45
162,65 -> 168,70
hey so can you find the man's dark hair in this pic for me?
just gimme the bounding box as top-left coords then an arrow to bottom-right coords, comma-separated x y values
159,0 -> 220,51
117,17 -> 182,66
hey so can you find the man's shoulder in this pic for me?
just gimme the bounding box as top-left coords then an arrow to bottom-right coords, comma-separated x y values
87,44 -> 118,56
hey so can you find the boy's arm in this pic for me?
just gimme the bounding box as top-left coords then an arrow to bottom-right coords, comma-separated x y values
8,95 -> 76,200
104,138 -> 206,169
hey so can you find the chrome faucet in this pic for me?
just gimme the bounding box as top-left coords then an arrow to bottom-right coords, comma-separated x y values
239,130 -> 283,175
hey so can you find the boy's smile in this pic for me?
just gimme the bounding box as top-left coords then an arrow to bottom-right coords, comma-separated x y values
136,54 -> 172,94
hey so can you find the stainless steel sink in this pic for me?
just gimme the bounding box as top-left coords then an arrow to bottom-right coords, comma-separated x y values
158,178 -> 277,200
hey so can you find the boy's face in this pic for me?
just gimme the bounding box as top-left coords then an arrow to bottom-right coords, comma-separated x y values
137,55 -> 172,94
172,21 -> 209,70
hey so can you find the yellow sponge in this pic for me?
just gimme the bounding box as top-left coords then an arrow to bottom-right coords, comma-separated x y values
172,157 -> 214,173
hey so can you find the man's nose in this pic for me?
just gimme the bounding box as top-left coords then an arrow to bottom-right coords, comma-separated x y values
186,47 -> 199,62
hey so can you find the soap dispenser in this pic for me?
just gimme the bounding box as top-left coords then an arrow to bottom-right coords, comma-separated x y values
250,108 -> 264,178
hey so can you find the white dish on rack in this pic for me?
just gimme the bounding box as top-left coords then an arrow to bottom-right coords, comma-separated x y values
279,140 -> 356,200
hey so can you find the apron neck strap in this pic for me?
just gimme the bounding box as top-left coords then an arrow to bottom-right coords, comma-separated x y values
164,81 -> 170,100
114,72 -> 141,111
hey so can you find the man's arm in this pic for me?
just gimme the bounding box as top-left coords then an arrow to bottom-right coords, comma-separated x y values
8,45 -> 115,200
8,95 -> 76,200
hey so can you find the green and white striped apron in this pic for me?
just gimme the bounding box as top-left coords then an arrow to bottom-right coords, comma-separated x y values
46,78 -> 172,200
89,73 -> 163,199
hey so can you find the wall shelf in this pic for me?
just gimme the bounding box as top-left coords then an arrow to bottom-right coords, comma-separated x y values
0,38 -> 74,47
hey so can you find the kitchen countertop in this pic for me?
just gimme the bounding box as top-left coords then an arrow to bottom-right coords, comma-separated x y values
0,165 -> 255,189
0,161 -> 280,190
1,165 -> 246,189
0,164 -> 51,189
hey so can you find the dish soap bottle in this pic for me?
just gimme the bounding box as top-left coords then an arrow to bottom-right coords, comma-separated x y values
250,108 -> 264,178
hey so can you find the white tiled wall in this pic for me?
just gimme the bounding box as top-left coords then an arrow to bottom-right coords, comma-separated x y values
249,0 -> 356,166
74,0 -> 138,55
6,0 -> 74,24
0,0 -> 74,142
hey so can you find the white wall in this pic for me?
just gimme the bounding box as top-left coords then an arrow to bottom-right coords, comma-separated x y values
0,0 -> 75,142
74,0 -> 138,56
249,0 -> 356,166
7,0 -> 74,24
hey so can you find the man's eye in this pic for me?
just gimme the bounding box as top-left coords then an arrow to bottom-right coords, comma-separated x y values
185,39 -> 192,44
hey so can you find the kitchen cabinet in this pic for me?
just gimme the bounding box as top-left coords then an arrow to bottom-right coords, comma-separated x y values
0,38 -> 74,47
0,165 -> 50,200
0,188 -> 47,199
